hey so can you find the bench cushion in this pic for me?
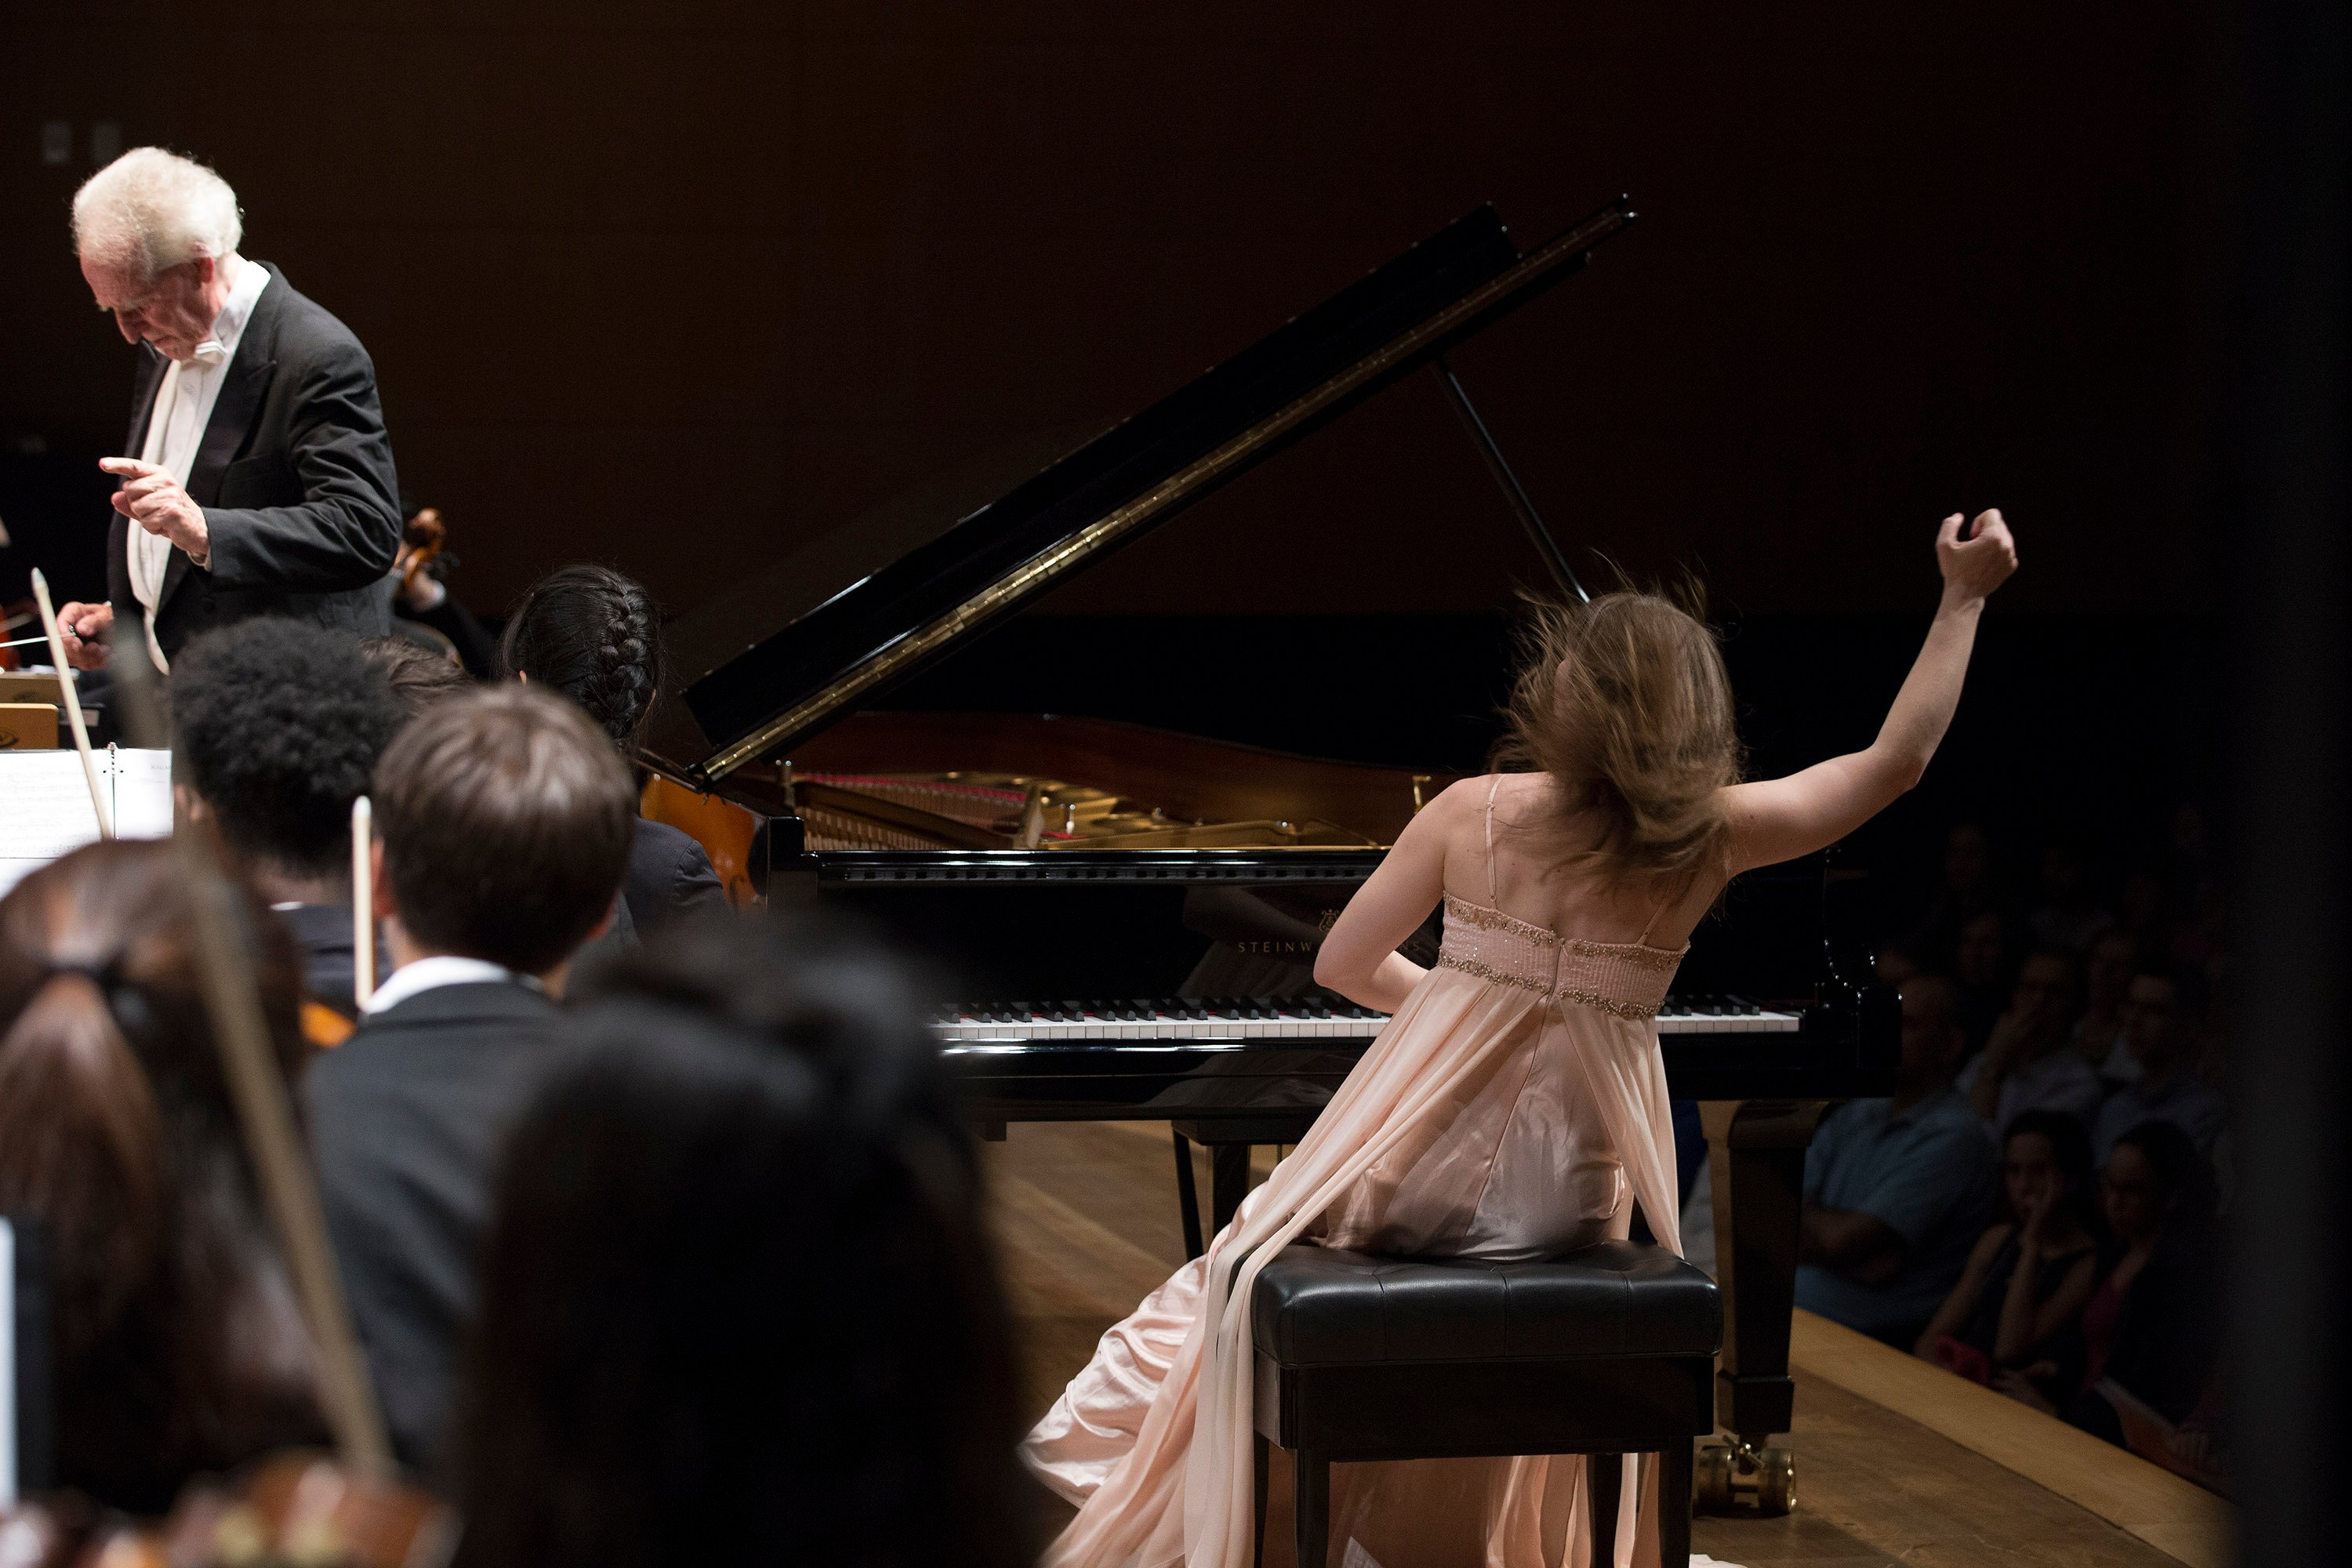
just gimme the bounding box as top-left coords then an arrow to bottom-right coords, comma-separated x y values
1251,1240 -> 1721,1367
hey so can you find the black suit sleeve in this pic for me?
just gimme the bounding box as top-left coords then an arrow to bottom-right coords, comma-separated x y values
624,818 -> 728,938
202,335 -> 402,594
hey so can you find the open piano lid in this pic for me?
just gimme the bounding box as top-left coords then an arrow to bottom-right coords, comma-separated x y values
662,196 -> 1635,786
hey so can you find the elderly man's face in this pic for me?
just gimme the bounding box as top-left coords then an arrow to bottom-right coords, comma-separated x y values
81,252 -> 221,361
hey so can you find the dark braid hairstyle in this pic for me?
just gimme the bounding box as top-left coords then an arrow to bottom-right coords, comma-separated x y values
497,564 -> 666,749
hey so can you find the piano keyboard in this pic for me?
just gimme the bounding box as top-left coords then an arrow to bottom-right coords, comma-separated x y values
935,994 -> 1802,1047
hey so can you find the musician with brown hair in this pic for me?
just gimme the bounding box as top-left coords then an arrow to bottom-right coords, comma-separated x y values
0,840 -> 326,1512
304,685 -> 637,1475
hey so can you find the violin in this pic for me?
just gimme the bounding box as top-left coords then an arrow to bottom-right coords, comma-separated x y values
393,510 -> 450,604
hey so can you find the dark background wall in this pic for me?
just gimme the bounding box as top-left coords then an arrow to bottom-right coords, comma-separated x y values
6,1 -> 2209,619
2,0 -> 2220,916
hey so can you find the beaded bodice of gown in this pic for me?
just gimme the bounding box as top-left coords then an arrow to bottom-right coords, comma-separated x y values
1432,894 -> 1683,1020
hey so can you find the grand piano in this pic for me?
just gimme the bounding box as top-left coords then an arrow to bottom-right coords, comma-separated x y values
640,196 -> 1900,1512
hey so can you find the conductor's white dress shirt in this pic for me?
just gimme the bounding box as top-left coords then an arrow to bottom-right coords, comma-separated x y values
125,255 -> 270,671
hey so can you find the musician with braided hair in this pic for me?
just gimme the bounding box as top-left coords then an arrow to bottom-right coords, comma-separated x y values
498,565 -> 726,938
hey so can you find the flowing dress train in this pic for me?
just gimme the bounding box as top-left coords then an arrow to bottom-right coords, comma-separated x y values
1023,783 -> 1730,1568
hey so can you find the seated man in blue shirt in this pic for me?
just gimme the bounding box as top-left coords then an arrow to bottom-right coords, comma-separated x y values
1797,973 -> 1998,1345
2092,965 -> 2225,1163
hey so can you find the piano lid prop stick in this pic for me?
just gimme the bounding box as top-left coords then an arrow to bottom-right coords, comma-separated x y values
27,569 -> 113,840
351,797 -> 375,1008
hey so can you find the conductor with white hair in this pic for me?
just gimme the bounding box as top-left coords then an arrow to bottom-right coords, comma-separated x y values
56,147 -> 402,671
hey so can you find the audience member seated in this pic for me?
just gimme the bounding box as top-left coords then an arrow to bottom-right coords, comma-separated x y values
1959,947 -> 2102,1134
359,633 -> 474,717
0,840 -> 325,1512
448,914 -> 1030,1568
2074,927 -> 2139,1082
1796,974 -> 1996,1346
1915,1111 -> 2100,1400
171,621 -> 404,1028
2116,869 -> 2176,967
1951,908 -> 2014,1054
1911,820 -> 2003,970
2092,965 -> 2225,1162
2027,842 -> 2114,953
2005,1123 -> 2223,1468
498,564 -> 727,938
306,685 -> 636,1477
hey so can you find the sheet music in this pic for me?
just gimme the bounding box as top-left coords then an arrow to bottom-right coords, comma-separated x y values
109,746 -> 176,841
0,748 -> 174,898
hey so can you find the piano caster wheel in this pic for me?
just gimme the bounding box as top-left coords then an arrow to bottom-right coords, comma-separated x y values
1693,1438 -> 1795,1517
1694,1443 -> 1737,1513
1755,1446 -> 1796,1516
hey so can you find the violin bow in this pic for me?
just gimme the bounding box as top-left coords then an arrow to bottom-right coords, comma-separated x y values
351,797 -> 376,1009
103,624 -> 396,1479
27,571 -> 112,840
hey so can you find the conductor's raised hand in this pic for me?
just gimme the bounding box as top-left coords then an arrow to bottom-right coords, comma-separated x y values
1936,508 -> 2018,605
100,456 -> 209,564
52,600 -> 114,670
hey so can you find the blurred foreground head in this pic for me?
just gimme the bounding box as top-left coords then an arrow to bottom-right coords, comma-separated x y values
453,913 -> 1030,1568
0,840 -> 321,1512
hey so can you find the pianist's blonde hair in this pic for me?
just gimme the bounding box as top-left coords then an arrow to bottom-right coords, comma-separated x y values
1495,586 -> 1743,880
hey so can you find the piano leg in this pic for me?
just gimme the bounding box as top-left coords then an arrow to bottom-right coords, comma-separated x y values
1211,1143 -> 1253,1236
1171,1116 -> 1316,1254
1697,1098 -> 1829,1515
1174,1130 -> 1207,1261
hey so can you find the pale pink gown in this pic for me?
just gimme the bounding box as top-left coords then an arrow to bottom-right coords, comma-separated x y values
1024,780 -> 1711,1568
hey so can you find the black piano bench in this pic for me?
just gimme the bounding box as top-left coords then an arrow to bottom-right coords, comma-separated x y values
1249,1240 -> 1720,1568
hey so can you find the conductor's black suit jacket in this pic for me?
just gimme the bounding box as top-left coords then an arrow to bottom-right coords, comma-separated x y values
108,262 -> 401,658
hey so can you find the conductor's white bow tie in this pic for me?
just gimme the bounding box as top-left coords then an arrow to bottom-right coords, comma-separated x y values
186,339 -> 230,371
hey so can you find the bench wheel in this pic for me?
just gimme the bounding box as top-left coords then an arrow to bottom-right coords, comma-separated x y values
1693,1437 -> 1795,1516
1694,1443 -> 1737,1513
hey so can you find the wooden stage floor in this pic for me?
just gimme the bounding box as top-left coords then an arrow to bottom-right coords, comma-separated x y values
985,1120 -> 2229,1568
